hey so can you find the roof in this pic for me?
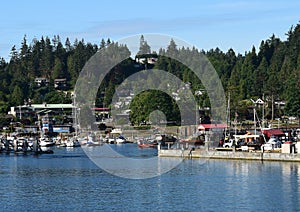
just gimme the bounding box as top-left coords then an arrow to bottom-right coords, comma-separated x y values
35,77 -> 49,81
233,134 -> 260,139
54,78 -> 67,82
198,124 -> 228,130
31,104 -> 74,109
262,129 -> 285,137
91,107 -> 111,111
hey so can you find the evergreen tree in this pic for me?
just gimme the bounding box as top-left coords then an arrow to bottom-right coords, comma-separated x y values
137,35 -> 151,55
65,37 -> 72,52
100,38 -> 106,49
11,85 -> 24,106
52,57 -> 64,79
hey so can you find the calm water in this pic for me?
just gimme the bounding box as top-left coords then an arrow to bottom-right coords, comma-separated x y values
1,144 -> 300,211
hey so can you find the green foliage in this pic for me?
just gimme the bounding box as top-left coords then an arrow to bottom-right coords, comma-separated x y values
285,77 -> 300,117
0,35 -> 100,109
129,90 -> 180,125
44,91 -> 72,104
1,23 -> 300,122
11,85 -> 24,106
137,35 -> 151,55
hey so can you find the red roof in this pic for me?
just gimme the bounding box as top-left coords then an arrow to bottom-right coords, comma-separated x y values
262,129 -> 285,137
91,108 -> 111,111
198,124 -> 228,130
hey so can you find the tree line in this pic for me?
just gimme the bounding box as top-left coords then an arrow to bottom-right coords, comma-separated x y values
0,23 -> 300,125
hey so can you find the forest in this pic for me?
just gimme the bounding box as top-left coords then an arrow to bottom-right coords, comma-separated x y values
0,23 -> 300,126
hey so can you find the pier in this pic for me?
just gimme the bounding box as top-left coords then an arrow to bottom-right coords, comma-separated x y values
158,147 -> 300,162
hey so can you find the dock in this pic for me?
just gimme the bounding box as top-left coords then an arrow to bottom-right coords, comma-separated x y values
158,148 -> 300,162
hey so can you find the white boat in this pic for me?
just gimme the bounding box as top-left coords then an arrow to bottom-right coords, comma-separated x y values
107,137 -> 115,144
66,138 -> 81,147
39,137 -> 55,147
86,140 -> 101,147
115,135 -> 126,144
111,128 -> 123,134
108,128 -> 126,144
84,134 -> 101,146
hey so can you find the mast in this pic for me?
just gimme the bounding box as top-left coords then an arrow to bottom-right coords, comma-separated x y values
73,93 -> 78,137
262,93 -> 265,128
225,92 -> 230,136
234,111 -> 237,138
253,107 -> 256,136
271,94 -> 274,123
254,107 -> 267,143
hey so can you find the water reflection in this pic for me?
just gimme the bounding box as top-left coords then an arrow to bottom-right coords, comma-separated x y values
82,144 -> 183,179
1,148 -> 300,211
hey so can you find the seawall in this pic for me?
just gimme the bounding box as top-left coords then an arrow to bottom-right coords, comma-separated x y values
158,149 -> 300,162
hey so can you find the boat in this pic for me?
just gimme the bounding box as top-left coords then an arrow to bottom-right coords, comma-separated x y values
111,128 -> 123,134
85,134 -> 101,146
115,135 -> 126,144
137,139 -> 158,148
39,136 -> 55,147
86,140 -> 101,147
65,138 -> 81,147
106,137 -> 115,144
39,146 -> 54,154
106,128 -> 127,144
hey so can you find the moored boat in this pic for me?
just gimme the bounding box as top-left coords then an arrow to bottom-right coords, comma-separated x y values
137,139 -> 158,148
115,135 -> 126,144
39,136 -> 55,147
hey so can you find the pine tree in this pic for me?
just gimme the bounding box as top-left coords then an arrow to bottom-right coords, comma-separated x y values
137,35 -> 151,55
11,85 -> 24,106
65,37 -> 72,52
100,38 -> 106,49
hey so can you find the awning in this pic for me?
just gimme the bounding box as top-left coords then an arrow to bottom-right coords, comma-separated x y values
198,124 -> 228,130
262,129 -> 285,137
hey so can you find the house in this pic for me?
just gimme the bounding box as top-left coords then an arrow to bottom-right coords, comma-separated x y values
135,54 -> 158,64
34,77 -> 49,87
275,101 -> 285,110
250,98 -> 264,106
54,78 -> 67,90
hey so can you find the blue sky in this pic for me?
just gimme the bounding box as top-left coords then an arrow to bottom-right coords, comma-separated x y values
1,0 -> 300,60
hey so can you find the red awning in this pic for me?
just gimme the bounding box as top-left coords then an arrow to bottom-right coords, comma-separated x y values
198,124 -> 228,130
262,129 -> 285,137
91,108 -> 111,111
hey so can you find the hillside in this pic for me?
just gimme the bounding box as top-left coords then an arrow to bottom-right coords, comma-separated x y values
0,23 -> 300,125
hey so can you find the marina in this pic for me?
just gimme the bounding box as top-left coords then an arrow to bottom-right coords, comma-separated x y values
1,1 -> 300,211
